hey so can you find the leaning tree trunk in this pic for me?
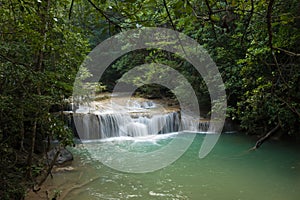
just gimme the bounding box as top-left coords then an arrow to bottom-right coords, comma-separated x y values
249,123 -> 280,151
27,0 -> 51,179
37,147 -> 61,188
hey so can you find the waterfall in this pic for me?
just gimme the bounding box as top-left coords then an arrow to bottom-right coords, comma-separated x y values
72,111 -> 209,140
125,122 -> 148,137
68,99 -> 210,140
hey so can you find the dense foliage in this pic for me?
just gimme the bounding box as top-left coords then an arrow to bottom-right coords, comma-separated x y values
0,0 -> 299,199
73,0 -> 299,135
0,0 -> 89,199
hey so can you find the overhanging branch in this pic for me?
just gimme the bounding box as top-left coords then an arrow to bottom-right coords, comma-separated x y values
249,123 -> 280,150
274,47 -> 300,57
86,0 -> 122,30
204,0 -> 217,40
162,0 -> 176,31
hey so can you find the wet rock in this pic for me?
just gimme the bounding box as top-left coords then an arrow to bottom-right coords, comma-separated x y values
47,147 -> 73,165
222,118 -> 240,133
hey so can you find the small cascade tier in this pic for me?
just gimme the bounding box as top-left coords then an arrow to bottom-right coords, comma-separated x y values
72,112 -> 209,140
67,99 -> 209,140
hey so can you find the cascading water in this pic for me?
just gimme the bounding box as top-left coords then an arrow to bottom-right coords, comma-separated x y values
71,100 -> 209,140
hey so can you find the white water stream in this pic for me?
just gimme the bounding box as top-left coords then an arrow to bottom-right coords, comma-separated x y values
71,100 -> 209,140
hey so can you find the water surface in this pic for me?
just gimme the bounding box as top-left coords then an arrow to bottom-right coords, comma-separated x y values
48,134 -> 300,200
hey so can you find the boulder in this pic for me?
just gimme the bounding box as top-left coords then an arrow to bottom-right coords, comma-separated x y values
47,147 -> 73,165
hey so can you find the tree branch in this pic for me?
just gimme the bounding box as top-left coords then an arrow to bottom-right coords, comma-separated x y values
37,148 -> 61,187
277,97 -> 300,118
68,0 -> 74,20
265,1 -> 300,57
161,0 -> 191,71
162,0 -> 176,31
204,0 -> 217,40
266,0 -> 290,88
86,0 -> 122,30
249,123 -> 280,150
274,47 -> 300,57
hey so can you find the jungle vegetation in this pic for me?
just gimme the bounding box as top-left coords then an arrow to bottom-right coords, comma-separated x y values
0,0 -> 299,199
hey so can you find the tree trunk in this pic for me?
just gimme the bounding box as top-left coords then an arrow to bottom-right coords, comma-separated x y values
27,0 -> 51,179
249,123 -> 280,151
19,107 -> 26,152
37,147 -> 61,187
26,118 -> 37,178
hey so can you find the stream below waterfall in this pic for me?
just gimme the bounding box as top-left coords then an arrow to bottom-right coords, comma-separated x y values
30,99 -> 300,200
40,133 -> 300,200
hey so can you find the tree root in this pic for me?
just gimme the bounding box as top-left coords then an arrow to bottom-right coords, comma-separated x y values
59,175 -> 102,200
249,123 -> 280,151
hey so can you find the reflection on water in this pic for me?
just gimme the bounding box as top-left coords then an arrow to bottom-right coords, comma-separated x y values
46,134 -> 300,200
